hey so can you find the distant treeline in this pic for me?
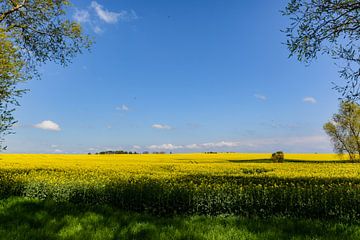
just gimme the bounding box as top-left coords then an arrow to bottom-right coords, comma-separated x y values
92,151 -> 236,155
93,151 -> 169,155
95,151 -> 139,155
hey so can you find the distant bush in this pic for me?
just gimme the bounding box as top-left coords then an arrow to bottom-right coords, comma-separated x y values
271,151 -> 284,162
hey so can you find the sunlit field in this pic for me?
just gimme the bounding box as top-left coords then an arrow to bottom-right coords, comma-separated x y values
0,153 -> 354,179
1,154 -> 360,239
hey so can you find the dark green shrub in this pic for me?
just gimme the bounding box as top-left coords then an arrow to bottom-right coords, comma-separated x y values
271,151 -> 284,162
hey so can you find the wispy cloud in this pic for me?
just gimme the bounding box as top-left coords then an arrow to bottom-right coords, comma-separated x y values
91,1 -> 119,23
183,141 -> 255,149
74,2 -> 138,34
254,94 -> 267,101
73,9 -> 90,23
33,120 -> 61,131
148,144 -> 182,150
116,104 -> 129,111
118,10 -> 138,22
152,124 -> 172,130
303,96 -> 317,104
93,26 -> 103,34
91,1 -> 138,24
144,135 -> 330,152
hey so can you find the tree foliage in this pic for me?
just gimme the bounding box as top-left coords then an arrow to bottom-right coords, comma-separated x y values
0,0 -> 91,149
283,0 -> 360,100
271,151 -> 285,163
0,29 -> 25,150
324,101 -> 360,161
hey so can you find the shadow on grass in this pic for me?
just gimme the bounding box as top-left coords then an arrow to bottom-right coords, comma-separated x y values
0,197 -> 359,240
228,159 -> 350,163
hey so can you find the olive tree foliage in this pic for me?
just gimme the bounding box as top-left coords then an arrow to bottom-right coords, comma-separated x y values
282,0 -> 360,100
324,101 -> 360,161
0,0 -> 91,149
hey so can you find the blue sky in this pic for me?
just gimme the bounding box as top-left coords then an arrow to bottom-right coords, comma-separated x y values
6,0 -> 341,153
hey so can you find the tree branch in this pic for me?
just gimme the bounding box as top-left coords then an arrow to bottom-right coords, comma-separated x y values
0,0 -> 26,23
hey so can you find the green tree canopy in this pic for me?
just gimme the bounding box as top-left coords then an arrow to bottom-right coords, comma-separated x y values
283,0 -> 360,100
0,29 -> 25,150
324,101 -> 360,161
0,0 -> 91,149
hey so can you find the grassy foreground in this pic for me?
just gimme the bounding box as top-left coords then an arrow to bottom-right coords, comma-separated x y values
1,197 -> 360,240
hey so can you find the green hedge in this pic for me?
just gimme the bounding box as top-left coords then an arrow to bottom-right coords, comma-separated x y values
1,170 -> 360,219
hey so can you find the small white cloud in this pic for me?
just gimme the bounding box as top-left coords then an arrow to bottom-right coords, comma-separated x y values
202,141 -> 241,148
185,144 -> 200,149
143,135 -> 330,152
147,144 -> 183,150
93,25 -> 103,34
91,1 -> 119,23
120,10 -> 138,21
116,104 -> 129,111
91,1 -> 137,24
54,149 -> 63,153
303,96 -> 317,104
254,94 -> 267,101
152,124 -> 171,130
73,9 -> 90,23
34,120 -> 61,131
90,1 -> 139,23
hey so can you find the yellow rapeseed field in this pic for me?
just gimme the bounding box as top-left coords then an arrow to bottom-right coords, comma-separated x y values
1,153 -> 360,218
0,153 -> 357,180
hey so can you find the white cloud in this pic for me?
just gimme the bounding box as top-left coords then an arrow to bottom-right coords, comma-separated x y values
254,94 -> 267,101
91,1 -> 119,23
147,144 -> 183,150
303,96 -> 317,104
152,124 -> 171,130
73,9 -> 90,23
121,10 -> 138,21
185,144 -> 200,149
34,120 -> 61,131
75,2 -> 137,35
54,149 -> 63,153
202,141 -> 243,148
116,104 -> 129,111
143,135 -> 331,152
93,26 -> 103,34
91,1 -> 138,24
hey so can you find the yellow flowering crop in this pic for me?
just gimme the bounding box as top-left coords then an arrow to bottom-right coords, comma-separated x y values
0,153 -> 359,218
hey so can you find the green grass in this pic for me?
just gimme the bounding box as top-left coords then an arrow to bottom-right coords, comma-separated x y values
1,197 -> 360,240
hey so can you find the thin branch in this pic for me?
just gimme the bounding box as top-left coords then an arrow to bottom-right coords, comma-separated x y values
0,0 -> 26,23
